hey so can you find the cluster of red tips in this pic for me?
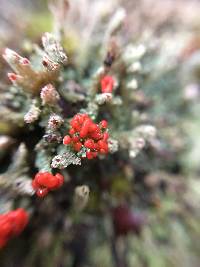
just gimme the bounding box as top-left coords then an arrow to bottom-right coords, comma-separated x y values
63,114 -> 109,159
101,75 -> 114,93
32,172 -> 64,197
0,209 -> 29,248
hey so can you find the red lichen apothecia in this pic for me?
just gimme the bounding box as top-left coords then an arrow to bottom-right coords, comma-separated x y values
63,114 -> 109,159
32,172 -> 64,197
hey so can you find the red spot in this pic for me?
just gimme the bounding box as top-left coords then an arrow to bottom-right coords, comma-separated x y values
100,120 -> 108,128
42,59 -> 48,67
101,75 -> 114,93
0,209 -> 29,248
70,119 -> 81,131
86,151 -> 94,159
63,135 -> 71,145
7,73 -> 17,82
103,132 -> 109,141
72,135 -> 79,142
73,142 -> 82,152
79,119 -> 91,138
32,172 -> 64,197
84,139 -> 95,149
69,128 -> 76,136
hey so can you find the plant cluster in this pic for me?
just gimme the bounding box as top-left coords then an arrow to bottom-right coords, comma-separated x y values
1,1 -> 200,267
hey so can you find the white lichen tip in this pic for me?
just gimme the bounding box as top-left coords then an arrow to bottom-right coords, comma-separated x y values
128,62 -> 142,73
108,138 -> 119,153
95,93 -> 112,105
123,44 -> 147,62
74,185 -> 90,210
129,137 -> 146,158
127,79 -> 138,90
48,114 -> 64,130
42,32 -> 67,64
40,84 -> 60,105
107,7 -> 126,36
3,48 -> 18,58
135,125 -> 157,139
24,100 -> 41,124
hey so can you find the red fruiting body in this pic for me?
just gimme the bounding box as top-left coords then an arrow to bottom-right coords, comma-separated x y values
9,209 -> 29,236
86,151 -> 96,159
79,119 -> 91,138
94,143 -> 99,150
73,142 -> 82,151
101,75 -> 114,93
100,120 -> 108,128
63,113 -> 110,159
69,128 -> 75,136
89,123 -> 98,132
63,135 -> 71,145
72,135 -> 79,142
70,119 -> 81,131
55,173 -> 64,187
0,209 -> 29,248
84,139 -> 95,149
86,151 -> 98,159
92,152 -> 98,158
98,140 -> 108,154
90,130 -> 102,140
32,172 -> 64,197
86,151 -> 93,159
7,73 -> 17,82
103,132 -> 109,141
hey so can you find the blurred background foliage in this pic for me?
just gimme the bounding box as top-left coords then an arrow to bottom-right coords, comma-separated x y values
0,0 -> 200,267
